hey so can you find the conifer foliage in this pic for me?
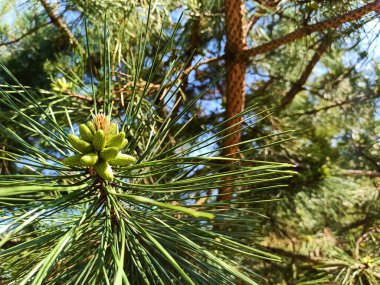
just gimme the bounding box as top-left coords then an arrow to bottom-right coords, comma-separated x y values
0,3 -> 293,283
1,0 -> 380,284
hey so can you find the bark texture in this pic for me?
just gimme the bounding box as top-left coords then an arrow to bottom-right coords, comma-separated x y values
219,0 -> 247,202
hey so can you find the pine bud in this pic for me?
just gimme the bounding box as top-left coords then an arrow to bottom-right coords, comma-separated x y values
79,124 -> 94,143
63,154 -> 83,166
109,153 -> 136,166
93,114 -> 110,132
80,152 -> 99,166
94,160 -> 114,181
93,130 -> 106,151
106,132 -> 125,148
118,139 -> 128,150
99,147 -> 119,161
68,134 -> 93,153
86,121 -> 96,134
109,123 -> 118,136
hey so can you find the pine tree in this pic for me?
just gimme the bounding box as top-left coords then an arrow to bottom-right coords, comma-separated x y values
0,1 -> 293,284
1,0 -> 380,284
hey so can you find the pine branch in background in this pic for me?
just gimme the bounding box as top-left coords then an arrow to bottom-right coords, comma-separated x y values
245,0 -> 280,36
39,0 -> 85,54
287,93 -> 380,116
339,169 -> 380,177
215,0 -> 379,205
241,0 -> 380,59
0,23 -> 49,47
171,17 -> 200,119
182,0 -> 380,74
280,33 -> 334,108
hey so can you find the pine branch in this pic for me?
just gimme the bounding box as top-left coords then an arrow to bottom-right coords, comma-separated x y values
0,23 -> 49,47
340,169 -> 380,177
338,218 -> 372,234
172,18 -> 201,118
355,226 -> 380,259
182,56 -> 222,76
245,1 -> 280,36
39,0 -> 85,55
287,94 -> 379,117
264,246 -> 323,264
240,0 -> 380,60
280,34 -> 333,108
245,13 -> 262,36
182,1 -> 379,74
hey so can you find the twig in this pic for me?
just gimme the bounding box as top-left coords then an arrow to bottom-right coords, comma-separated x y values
287,95 -> 377,117
0,23 -> 49,47
182,56 -> 222,76
280,34 -> 333,108
39,0 -> 85,54
263,246 -> 323,264
240,1 -> 380,60
245,9 -> 265,36
339,169 -> 380,177
338,218 -> 371,234
172,18 -> 201,118
245,1 -> 280,36
355,226 -> 380,259
66,90 -> 95,102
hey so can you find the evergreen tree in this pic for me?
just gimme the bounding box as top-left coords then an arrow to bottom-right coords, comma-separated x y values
0,0 -> 380,284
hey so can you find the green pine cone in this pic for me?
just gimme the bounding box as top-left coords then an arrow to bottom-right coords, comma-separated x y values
86,121 -> 96,134
118,139 -> 128,150
109,153 -> 136,166
94,160 -> 114,181
79,124 -> 94,143
99,147 -> 119,161
63,154 -> 83,167
80,152 -> 99,166
106,132 -> 125,148
68,134 -> 93,153
109,123 -> 118,136
93,130 -> 106,151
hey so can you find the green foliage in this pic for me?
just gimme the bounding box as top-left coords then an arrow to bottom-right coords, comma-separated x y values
0,6 -> 293,282
0,69 -> 292,283
1,0 -> 380,283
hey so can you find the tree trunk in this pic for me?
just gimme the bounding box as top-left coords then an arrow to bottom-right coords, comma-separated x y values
219,0 -> 247,202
